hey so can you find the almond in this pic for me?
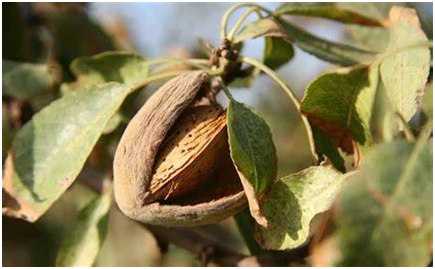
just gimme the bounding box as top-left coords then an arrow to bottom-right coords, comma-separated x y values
113,71 -> 246,226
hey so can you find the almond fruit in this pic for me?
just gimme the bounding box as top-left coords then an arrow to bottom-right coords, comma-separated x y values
114,71 -> 246,226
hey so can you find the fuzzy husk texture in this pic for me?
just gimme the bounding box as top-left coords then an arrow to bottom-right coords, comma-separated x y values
114,71 -> 246,226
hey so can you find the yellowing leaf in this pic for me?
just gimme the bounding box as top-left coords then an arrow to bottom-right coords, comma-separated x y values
255,166 -> 344,250
227,100 -> 277,227
56,186 -> 112,267
380,6 -> 430,121
2,83 -> 129,222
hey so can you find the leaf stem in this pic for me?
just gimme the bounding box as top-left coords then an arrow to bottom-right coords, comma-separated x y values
418,119 -> 433,142
217,76 -> 234,100
221,3 -> 273,40
227,7 -> 260,42
239,56 -> 317,162
396,112 -> 416,142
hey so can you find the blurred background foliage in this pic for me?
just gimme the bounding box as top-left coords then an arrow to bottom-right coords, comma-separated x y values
2,2 -> 432,266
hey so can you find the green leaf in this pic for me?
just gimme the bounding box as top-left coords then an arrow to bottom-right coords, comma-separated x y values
3,83 -> 129,222
3,60 -> 59,99
369,80 -> 400,142
103,112 -> 125,135
56,186 -> 112,267
380,6 -> 430,122
228,67 -> 261,88
310,124 -> 346,172
236,18 -> 375,66
62,51 -> 150,92
421,80 -> 433,121
234,208 -> 266,255
335,139 -> 433,266
275,3 -> 382,26
300,65 -> 379,151
227,99 -> 277,227
277,18 -> 375,66
255,166 -> 344,250
263,37 -> 294,70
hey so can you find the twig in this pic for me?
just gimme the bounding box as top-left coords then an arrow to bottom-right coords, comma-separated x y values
143,224 -> 245,266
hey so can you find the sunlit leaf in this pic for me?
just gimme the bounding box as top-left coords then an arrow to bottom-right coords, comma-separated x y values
263,37 -> 294,70
300,65 -> 379,153
380,6 -> 430,121
275,3 -> 382,26
3,60 -> 59,99
335,139 -> 433,266
56,186 -> 112,267
255,166 -> 344,250
2,83 -> 129,222
227,99 -> 277,227
339,3 -> 403,52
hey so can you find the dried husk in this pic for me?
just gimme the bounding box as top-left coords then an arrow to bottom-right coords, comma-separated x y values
114,71 -> 246,226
